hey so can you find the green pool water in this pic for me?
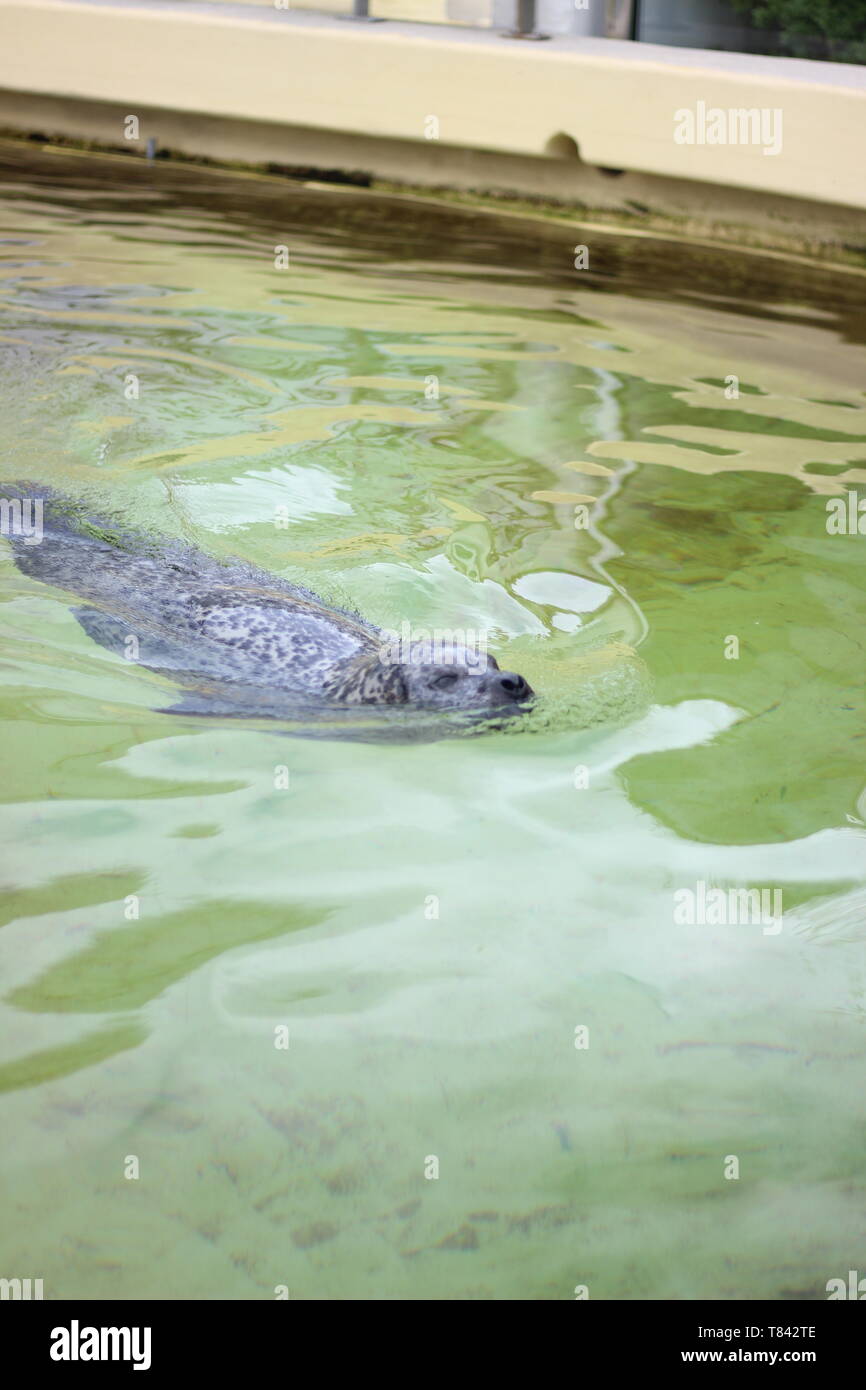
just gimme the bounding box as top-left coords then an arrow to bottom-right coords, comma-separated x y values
0,144 -> 864,1301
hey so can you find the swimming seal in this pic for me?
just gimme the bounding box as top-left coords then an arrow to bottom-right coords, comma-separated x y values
3,487 -> 534,732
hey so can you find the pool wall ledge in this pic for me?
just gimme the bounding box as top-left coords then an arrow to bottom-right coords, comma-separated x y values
1,1 -> 864,248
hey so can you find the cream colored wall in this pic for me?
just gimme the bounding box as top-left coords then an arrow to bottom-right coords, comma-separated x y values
0,1 -> 862,210
213,1 -> 486,21
200,1 -> 493,21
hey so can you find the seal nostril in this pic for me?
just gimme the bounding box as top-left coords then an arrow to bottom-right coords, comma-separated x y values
497,672 -> 529,700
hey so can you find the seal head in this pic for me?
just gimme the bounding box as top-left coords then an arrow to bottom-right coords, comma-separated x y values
322,640 -> 533,714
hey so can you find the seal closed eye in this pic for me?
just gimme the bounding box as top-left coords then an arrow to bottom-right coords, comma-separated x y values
4,486 -> 534,737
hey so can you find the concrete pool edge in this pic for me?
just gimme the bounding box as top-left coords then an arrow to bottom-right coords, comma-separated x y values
0,0 -> 864,255
1,130 -> 864,276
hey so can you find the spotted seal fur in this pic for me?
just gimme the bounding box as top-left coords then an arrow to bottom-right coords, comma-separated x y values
3,486 -> 534,729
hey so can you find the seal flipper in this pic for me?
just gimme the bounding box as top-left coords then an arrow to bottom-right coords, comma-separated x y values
73,606 -> 135,657
73,606 -> 196,671
156,686 -> 284,719
157,691 -> 236,718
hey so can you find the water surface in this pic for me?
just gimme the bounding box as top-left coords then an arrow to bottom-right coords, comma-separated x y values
1,145 -> 865,1299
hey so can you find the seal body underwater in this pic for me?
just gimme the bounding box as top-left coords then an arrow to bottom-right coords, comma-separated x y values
3,487 -> 533,732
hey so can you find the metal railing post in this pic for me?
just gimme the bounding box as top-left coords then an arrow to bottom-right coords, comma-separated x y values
340,1 -> 383,21
502,1 -> 550,40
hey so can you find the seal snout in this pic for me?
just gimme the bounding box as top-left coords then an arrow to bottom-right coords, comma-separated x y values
490,671 -> 533,704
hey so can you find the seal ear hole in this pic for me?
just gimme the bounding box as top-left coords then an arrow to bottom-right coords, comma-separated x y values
545,132 -> 581,160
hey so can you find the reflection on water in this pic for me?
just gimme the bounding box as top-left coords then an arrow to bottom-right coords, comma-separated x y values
0,145 -> 865,1299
